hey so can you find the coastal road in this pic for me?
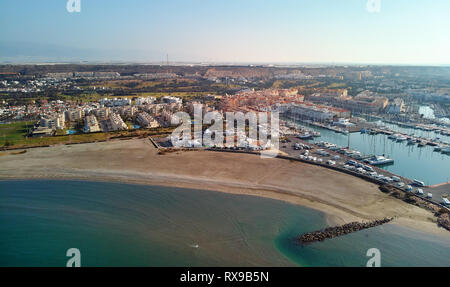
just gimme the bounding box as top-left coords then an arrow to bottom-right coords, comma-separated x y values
425,183 -> 450,208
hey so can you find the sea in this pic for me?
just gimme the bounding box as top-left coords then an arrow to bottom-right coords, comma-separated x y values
1,180 -> 449,267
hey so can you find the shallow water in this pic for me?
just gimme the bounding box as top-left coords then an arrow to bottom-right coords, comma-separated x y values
1,180 -> 449,267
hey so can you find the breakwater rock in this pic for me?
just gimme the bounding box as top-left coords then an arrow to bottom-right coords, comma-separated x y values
437,213 -> 450,231
299,218 -> 394,244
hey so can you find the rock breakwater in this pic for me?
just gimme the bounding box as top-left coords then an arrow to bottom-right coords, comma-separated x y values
299,218 -> 394,244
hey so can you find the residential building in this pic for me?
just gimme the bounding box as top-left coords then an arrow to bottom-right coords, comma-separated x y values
83,115 -> 101,133
104,113 -> 128,131
136,112 -> 160,128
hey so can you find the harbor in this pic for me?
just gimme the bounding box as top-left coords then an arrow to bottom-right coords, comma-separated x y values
279,134 -> 450,212
282,117 -> 450,187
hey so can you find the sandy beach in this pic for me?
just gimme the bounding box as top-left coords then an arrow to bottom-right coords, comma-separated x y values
0,138 -> 448,237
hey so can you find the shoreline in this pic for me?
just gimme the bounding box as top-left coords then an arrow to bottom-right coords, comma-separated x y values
1,138 -> 449,238
1,174 -> 447,238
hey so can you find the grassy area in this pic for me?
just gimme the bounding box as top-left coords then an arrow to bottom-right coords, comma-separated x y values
1,121 -> 174,150
0,127 -> 108,149
56,91 -> 207,103
0,121 -> 35,145
328,82 -> 347,88
58,92 -> 108,102
133,92 -> 210,100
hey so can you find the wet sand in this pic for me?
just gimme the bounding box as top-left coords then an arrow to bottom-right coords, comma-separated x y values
0,138 -> 448,237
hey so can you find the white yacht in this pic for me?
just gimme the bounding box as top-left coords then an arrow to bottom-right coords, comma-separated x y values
297,133 -> 313,140
396,135 -> 407,142
388,134 -> 397,140
366,155 -> 394,166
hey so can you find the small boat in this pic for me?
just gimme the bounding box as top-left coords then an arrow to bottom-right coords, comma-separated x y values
441,147 -> 450,155
396,135 -> 407,142
434,146 -> 442,152
388,134 -> 397,140
297,133 -> 313,140
407,138 -> 415,145
366,155 -> 394,166
418,141 -> 426,147
360,129 -> 367,134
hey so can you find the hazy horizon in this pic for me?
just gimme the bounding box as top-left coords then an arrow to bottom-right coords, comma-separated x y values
1,0 -> 450,65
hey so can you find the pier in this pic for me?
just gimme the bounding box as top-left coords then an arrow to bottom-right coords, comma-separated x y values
363,127 -> 449,148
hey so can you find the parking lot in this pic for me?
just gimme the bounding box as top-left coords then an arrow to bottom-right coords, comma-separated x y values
280,135 -> 450,208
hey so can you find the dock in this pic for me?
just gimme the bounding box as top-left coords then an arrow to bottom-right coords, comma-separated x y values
365,127 -> 449,148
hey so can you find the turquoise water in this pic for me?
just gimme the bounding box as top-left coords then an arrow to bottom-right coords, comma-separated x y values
286,119 -> 450,185
276,224 -> 450,267
1,180 -> 449,267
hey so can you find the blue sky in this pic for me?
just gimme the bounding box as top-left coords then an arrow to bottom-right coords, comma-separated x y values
1,0 -> 449,64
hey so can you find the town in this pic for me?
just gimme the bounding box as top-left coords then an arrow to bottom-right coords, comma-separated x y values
1,65 -> 449,227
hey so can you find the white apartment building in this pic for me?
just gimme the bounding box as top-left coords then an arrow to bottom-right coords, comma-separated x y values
161,96 -> 183,105
100,98 -> 132,107
65,109 -> 85,122
83,115 -> 101,133
285,103 -> 339,122
136,112 -> 160,128
104,113 -> 128,131
39,113 -> 65,130
135,97 -> 157,106
95,107 -> 111,120
119,106 -> 136,119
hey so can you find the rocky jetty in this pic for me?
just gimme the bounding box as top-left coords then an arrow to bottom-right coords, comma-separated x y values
299,218 -> 394,244
437,212 -> 450,231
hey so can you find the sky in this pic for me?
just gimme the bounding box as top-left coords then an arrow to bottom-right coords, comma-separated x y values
0,0 -> 449,65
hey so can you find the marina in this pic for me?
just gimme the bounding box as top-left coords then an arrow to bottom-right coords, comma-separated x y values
283,117 -> 450,186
